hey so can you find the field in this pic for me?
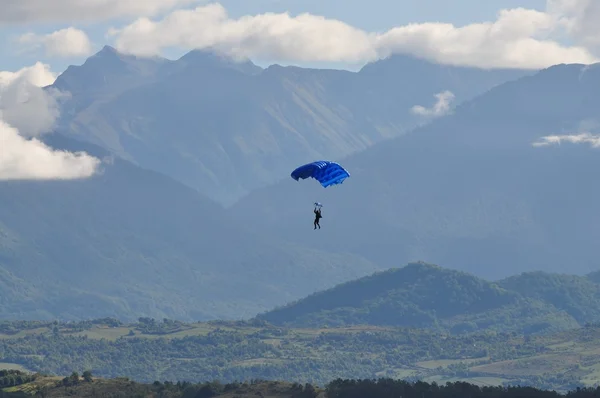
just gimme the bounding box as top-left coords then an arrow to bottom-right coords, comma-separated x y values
2,319 -> 600,392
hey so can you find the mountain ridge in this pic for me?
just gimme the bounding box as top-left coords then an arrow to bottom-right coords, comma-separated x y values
49,47 -> 532,205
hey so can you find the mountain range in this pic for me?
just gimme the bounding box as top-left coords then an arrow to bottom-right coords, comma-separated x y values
2,46 -> 599,322
49,46 -> 530,205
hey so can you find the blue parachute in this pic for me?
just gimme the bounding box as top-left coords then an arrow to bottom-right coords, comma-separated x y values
290,161 -> 350,188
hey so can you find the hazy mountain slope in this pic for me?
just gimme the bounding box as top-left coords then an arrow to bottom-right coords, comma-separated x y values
257,262 -> 578,334
51,46 -> 263,163
0,134 -> 378,321
351,54 -> 532,129
51,48 -> 531,205
52,46 -> 168,96
50,46 -> 170,134
228,62 -> 600,279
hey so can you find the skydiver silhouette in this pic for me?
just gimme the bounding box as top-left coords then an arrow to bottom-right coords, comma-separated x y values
313,206 -> 322,229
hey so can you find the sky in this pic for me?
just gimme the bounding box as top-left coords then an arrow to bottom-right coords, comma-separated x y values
0,0 -> 599,180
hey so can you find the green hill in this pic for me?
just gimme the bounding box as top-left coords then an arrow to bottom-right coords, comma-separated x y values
256,262 -> 589,334
497,272 -> 600,324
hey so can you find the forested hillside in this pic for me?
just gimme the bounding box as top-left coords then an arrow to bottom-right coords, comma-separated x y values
258,262 -> 600,334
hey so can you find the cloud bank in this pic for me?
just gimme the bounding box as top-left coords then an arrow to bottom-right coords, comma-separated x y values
411,91 -> 455,118
0,0 -> 202,24
108,1 -> 600,69
0,64 -> 100,180
17,28 -> 93,57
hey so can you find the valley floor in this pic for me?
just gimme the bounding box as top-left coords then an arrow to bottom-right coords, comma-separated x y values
1,319 -> 600,392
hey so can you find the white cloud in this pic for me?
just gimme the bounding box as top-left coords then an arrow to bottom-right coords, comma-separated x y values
108,2 -> 599,69
0,64 -> 100,180
373,8 -> 592,69
0,120 -> 101,180
108,4 -> 376,63
532,132 -> 600,147
546,0 -> 600,53
0,0 -> 202,24
17,28 -> 93,57
0,62 -> 60,137
411,91 -> 455,118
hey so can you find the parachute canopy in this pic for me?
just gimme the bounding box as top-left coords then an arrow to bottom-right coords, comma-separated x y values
290,161 -> 350,188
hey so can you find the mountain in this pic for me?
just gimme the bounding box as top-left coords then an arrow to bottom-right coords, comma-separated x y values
50,46 -> 262,102
49,46 -> 168,129
50,47 -> 531,205
228,62 -> 600,279
0,134 -> 378,322
256,262 -> 579,334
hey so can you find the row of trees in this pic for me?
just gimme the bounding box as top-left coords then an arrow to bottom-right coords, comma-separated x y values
325,379 -> 600,398
13,377 -> 600,398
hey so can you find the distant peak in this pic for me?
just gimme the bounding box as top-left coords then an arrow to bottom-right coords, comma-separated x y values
85,45 -> 125,62
98,45 -> 119,56
180,48 -> 227,62
176,48 -> 262,74
179,49 -> 255,66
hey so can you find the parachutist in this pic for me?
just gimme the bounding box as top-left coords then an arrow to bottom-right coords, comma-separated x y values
314,207 -> 322,229
289,160 -> 348,230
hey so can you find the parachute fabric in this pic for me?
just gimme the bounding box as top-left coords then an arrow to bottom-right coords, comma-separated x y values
290,161 -> 350,188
